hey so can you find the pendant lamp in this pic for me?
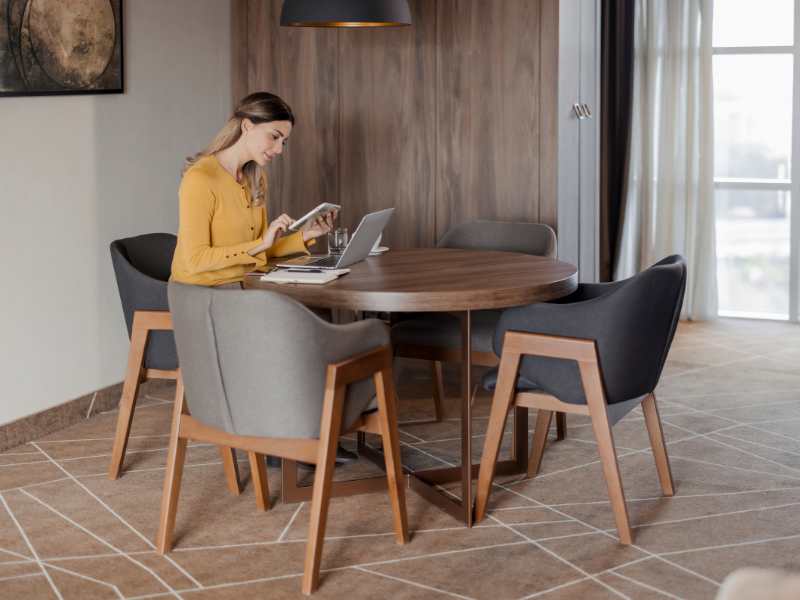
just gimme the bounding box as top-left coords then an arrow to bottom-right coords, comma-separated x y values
280,0 -> 412,28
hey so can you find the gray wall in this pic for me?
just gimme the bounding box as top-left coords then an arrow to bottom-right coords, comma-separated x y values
0,0 -> 232,425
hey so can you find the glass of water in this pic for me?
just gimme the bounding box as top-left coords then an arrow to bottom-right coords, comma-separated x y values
328,227 -> 349,255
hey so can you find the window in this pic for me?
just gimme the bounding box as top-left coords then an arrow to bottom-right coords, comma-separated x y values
713,0 -> 798,319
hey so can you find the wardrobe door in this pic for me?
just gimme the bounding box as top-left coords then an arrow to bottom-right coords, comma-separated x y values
578,0 -> 600,283
556,0 -> 600,283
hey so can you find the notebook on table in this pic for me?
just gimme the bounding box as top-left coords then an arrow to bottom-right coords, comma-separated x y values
260,268 -> 350,285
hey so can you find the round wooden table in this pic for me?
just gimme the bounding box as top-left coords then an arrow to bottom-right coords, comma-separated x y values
244,248 -> 578,525
244,248 -> 577,312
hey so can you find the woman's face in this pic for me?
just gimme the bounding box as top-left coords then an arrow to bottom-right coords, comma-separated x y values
243,119 -> 292,166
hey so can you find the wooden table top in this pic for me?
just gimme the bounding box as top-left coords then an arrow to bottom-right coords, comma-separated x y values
243,248 -> 578,312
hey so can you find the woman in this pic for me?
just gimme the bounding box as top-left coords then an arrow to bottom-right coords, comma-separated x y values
171,93 -> 357,465
171,92 -> 335,287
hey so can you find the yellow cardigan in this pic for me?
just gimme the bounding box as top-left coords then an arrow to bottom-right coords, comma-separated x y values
171,155 -> 311,286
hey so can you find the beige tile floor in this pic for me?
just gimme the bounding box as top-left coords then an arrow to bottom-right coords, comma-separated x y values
1,319 -> 799,599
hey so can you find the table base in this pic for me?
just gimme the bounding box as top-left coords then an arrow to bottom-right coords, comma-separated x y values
280,407 -> 530,525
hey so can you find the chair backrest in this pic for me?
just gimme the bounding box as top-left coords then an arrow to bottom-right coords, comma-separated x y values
168,283 -> 388,439
438,220 -> 557,257
497,255 -> 687,405
110,233 -> 178,370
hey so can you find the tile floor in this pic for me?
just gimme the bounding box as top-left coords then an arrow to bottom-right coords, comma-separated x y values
1,319 -> 799,598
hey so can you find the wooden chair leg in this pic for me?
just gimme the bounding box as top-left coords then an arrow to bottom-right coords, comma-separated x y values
249,452 -> 270,511
375,369 -> 409,544
219,447 -> 242,495
555,412 -> 567,440
108,318 -> 148,480
527,409 -> 554,478
302,382 -> 345,595
642,393 -> 674,496
475,351 -> 522,522
157,374 -> 188,554
431,360 -> 445,422
579,362 -> 633,544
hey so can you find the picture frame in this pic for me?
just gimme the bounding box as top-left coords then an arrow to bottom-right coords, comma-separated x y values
0,0 -> 124,97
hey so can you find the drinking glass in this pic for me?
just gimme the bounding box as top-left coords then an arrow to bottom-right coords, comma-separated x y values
329,227 -> 349,255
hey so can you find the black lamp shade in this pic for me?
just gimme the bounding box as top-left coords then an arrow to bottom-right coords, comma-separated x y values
280,0 -> 412,27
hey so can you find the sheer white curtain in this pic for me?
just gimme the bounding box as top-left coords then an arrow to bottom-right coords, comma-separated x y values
615,0 -> 718,320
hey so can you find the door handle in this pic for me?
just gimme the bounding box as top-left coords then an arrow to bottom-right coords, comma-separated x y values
573,103 -> 586,119
582,103 -> 592,118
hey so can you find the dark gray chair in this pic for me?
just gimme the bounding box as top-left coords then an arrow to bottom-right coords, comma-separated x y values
159,283 -> 408,595
108,234 -> 241,492
391,220 -> 557,421
475,255 -> 686,544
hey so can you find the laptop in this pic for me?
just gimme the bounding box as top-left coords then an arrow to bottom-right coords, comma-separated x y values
276,208 -> 394,270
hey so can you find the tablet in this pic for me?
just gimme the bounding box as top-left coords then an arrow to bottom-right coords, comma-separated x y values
287,202 -> 341,232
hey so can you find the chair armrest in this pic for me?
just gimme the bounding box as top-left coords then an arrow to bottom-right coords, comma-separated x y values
327,344 -> 393,386
132,310 -> 173,332
502,331 -> 598,364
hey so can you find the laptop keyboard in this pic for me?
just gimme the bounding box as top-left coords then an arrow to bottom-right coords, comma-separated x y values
308,255 -> 341,268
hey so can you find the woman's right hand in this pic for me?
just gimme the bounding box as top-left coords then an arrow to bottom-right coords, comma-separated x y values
262,213 -> 295,249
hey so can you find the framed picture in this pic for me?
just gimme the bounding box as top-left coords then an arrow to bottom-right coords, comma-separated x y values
0,0 -> 123,97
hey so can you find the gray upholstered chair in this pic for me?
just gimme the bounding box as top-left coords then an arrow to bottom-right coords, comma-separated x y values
391,220 -> 558,422
159,283 -> 408,595
109,234 -> 241,492
475,255 -> 686,544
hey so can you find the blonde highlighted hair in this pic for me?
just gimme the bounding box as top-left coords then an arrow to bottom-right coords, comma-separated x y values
184,92 -> 295,207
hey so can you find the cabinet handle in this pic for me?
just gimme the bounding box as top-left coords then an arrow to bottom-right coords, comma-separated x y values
582,103 -> 592,118
573,103 -> 586,119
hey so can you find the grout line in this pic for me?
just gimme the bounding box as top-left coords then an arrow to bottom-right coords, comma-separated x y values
399,429 -> 427,443
661,420 -> 800,477
659,532 -> 800,557
517,576 -> 592,599
631,500 -> 800,530
29,442 -> 194,595
609,571 -> 685,600
668,453 -> 800,482
85,392 -> 98,419
174,523 -> 499,553
0,572 -> 43,584
0,459 -> 53,468
745,422 -> 800,445
486,514 -> 631,600
0,459 -> 251,495
0,547 -> 34,561
354,566 -> 476,600
20,489 -> 182,597
710,431 -> 800,459
0,493 -> 64,600
37,435 -> 171,444
489,482 -> 721,589
277,502 -> 304,542
488,485 -> 800,510
40,561 -> 124,599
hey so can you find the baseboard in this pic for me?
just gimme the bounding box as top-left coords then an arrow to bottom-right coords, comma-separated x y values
0,381 -> 124,452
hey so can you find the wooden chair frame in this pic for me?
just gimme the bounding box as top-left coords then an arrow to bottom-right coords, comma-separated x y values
474,331 -> 674,544
156,345 -> 409,595
394,342 -> 567,438
107,310 -> 243,495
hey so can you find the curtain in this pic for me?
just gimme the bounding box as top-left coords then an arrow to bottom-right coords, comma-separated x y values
614,0 -> 718,320
600,0 -> 636,282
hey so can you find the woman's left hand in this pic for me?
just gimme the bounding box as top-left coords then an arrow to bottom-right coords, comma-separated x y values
301,210 -> 337,242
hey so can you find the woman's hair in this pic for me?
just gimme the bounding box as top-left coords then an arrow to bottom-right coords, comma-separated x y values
184,92 -> 295,207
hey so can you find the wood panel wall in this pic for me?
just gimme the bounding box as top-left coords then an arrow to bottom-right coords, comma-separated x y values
232,0 -> 557,248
